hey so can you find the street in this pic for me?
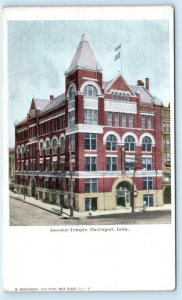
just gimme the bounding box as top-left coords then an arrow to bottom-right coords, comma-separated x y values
10,197 -> 171,226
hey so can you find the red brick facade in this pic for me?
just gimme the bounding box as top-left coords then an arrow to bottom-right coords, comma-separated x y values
15,35 -> 163,212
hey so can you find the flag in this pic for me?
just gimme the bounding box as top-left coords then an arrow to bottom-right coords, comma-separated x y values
115,44 -> 121,52
114,51 -> 120,61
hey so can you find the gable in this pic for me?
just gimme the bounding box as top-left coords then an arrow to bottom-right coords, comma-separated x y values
106,75 -> 134,95
29,99 -> 36,114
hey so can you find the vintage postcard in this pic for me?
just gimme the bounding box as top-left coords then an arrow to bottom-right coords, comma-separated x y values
3,6 -> 175,291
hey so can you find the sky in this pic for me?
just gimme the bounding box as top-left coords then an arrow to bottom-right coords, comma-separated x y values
8,20 -> 169,147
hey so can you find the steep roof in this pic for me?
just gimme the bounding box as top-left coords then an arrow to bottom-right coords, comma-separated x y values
15,116 -> 28,126
42,93 -> 65,113
131,85 -> 162,105
34,98 -> 51,111
65,34 -> 102,75
102,79 -> 113,90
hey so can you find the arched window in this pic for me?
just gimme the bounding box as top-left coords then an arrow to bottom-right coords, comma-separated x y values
126,93 -> 130,101
122,93 -> 126,101
39,141 -> 44,156
142,136 -> 152,152
106,134 -> 118,151
68,86 -> 75,100
84,85 -> 98,97
111,91 -> 115,100
114,92 -> 118,100
60,137 -> 65,152
45,140 -> 50,155
124,136 -> 135,151
52,138 -> 58,154
118,92 -> 122,100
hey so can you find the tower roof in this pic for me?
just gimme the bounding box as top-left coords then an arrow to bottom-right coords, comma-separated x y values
65,34 -> 102,75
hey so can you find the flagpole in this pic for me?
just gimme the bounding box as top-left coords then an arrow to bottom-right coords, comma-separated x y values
120,44 -> 122,74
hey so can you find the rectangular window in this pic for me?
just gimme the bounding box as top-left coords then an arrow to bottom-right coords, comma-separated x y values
25,178 -> 28,186
46,159 -> 50,172
129,114 -> 134,128
39,178 -> 42,188
143,194 -> 154,207
106,157 -> 117,171
32,161 -> 35,171
69,134 -> 75,152
84,133 -> 97,150
51,179 -> 56,190
114,113 -> 120,127
143,177 -> 153,190
60,157 -> 65,172
45,179 -> 49,189
52,161 -> 57,172
163,122 -> 166,132
141,115 -> 146,129
125,157 -> 135,171
164,138 -> 170,150
142,157 -> 152,170
85,179 -> 98,193
69,110 -> 75,127
106,112 -> 112,126
166,122 -> 170,132
147,116 -> 152,129
39,161 -> 43,172
122,113 -> 126,127
164,173 -> 171,182
62,115 -> 65,128
84,109 -> 98,125
85,157 -> 97,171
166,153 -> 171,163
85,198 -> 97,211
25,160 -> 28,171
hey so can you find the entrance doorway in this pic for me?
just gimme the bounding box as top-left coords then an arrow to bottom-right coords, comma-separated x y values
116,181 -> 132,207
85,198 -> 97,211
143,194 -> 154,207
31,178 -> 36,198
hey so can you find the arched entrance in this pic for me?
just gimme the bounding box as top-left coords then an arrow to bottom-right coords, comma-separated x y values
116,181 -> 132,207
30,177 -> 36,198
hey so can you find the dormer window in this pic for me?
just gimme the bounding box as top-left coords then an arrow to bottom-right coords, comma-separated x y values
84,85 -> 98,98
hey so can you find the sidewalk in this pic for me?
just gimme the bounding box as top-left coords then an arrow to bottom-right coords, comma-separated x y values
10,191 -> 171,219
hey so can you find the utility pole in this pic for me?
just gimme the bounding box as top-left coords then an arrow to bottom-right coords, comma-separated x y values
132,161 -> 136,213
121,146 -> 125,177
132,154 -> 141,213
69,144 -> 74,217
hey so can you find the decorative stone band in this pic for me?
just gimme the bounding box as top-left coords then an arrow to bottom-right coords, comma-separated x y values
15,170 -> 162,178
66,124 -> 103,135
17,126 -> 28,133
104,100 -> 137,114
71,170 -> 162,178
84,98 -> 98,110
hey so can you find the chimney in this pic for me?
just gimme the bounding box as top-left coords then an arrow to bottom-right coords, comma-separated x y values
49,95 -> 54,100
137,80 -> 144,86
145,78 -> 149,91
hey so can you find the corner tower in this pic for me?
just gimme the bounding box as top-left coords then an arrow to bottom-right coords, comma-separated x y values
65,34 -> 104,125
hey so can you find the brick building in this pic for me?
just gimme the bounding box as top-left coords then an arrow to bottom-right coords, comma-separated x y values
9,147 -> 15,188
161,105 -> 171,203
14,34 -> 163,212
